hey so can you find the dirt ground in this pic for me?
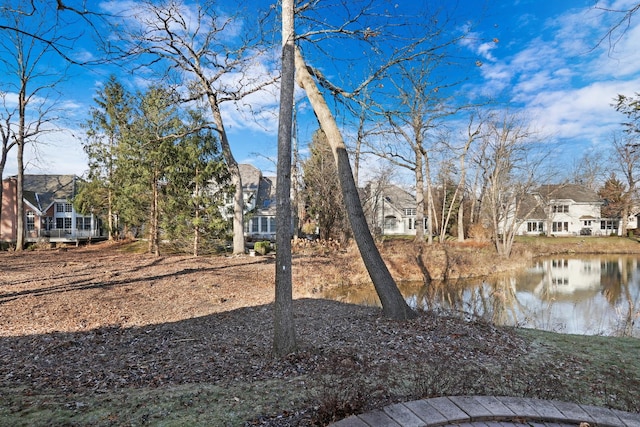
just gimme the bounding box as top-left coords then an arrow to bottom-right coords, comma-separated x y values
1,239 -> 638,426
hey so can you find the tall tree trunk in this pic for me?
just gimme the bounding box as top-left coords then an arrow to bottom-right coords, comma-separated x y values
107,139 -> 115,240
295,46 -> 416,320
108,187 -> 114,240
193,173 -> 200,257
16,140 -> 24,250
273,0 -> 297,357
205,93 -> 244,255
150,169 -> 160,256
424,153 -> 434,244
414,149 -> 425,242
16,88 -> 26,251
457,198 -> 465,242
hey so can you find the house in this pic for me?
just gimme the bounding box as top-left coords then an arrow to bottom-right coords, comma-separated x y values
216,164 -> 278,242
239,164 -> 277,242
363,183 -> 426,236
516,184 -> 613,236
1,174 -> 103,245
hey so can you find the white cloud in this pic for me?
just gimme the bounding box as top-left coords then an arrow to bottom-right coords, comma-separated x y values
460,0 -> 640,166
4,128 -> 88,177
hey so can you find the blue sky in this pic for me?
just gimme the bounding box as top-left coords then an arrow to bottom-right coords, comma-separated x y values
2,0 -> 639,184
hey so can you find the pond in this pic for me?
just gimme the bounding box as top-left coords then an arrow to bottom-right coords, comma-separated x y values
323,255 -> 640,337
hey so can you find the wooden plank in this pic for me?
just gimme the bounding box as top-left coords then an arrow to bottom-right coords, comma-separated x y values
383,403 -> 427,427
403,399 -> 449,426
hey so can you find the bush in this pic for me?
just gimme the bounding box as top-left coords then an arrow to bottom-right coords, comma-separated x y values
254,240 -> 271,255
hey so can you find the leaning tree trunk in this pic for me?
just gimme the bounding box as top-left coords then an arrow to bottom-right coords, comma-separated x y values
294,46 -> 416,320
273,0 -> 297,357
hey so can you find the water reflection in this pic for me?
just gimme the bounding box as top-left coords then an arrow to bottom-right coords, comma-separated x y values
323,255 -> 640,337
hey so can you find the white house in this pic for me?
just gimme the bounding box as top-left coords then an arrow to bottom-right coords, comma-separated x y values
516,184 -> 613,236
363,184 -> 426,236
217,164 -> 277,242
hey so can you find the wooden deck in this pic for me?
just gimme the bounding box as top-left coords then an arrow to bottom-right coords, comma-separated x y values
329,396 -> 640,427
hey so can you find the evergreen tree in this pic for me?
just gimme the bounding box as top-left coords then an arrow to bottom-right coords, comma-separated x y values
122,86 -> 182,255
302,129 -> 350,242
76,76 -> 132,239
598,174 -> 627,219
162,111 -> 230,256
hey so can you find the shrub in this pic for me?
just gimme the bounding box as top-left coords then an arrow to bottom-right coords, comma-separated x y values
254,240 -> 271,255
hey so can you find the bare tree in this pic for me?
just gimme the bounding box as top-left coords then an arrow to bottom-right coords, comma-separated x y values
0,6 -> 69,249
108,1 -> 276,255
593,2 -> 640,52
439,116 -> 481,242
569,151 -> 606,191
358,17 -> 468,244
0,93 -> 18,228
0,1 -> 108,65
473,111 -> 545,257
273,0 -> 296,357
609,133 -> 640,236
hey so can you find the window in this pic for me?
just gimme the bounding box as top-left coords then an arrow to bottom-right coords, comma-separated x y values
268,217 -> 275,233
77,217 -> 91,230
552,259 -> 568,268
56,203 -> 65,213
583,220 -> 592,226
260,217 -> 269,233
64,218 -> 72,229
56,218 -> 64,229
601,220 -> 619,230
527,221 -> 544,232
26,211 -> 35,231
65,203 -> 73,213
552,205 -> 569,213
404,208 -> 416,216
552,222 -> 568,232
408,218 -> 415,230
384,216 -> 397,230
251,218 -> 259,233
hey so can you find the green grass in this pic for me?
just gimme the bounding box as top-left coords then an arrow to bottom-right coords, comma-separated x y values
0,379 -> 315,427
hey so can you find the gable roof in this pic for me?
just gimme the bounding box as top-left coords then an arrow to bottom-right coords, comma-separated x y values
239,164 -> 262,192
383,185 -> 415,211
256,175 -> 276,215
517,194 -> 547,219
535,184 -> 601,203
21,175 -> 76,213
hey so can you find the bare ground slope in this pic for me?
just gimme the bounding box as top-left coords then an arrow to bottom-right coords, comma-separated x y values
1,240 -> 639,426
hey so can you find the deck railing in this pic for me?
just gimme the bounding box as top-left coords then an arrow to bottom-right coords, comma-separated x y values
26,229 -> 105,240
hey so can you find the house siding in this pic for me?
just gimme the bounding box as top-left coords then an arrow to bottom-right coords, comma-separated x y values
516,184 -> 614,236
1,175 -> 104,244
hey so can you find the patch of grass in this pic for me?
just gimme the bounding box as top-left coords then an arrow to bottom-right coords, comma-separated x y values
514,328 -> 640,411
0,379 -> 314,427
116,240 -> 149,254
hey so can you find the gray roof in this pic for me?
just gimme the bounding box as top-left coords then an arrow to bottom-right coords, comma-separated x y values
239,164 -> 261,192
535,184 -> 601,203
383,185 -> 415,210
518,194 -> 547,219
20,175 -> 77,212
518,184 -> 602,220
256,176 -> 276,215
